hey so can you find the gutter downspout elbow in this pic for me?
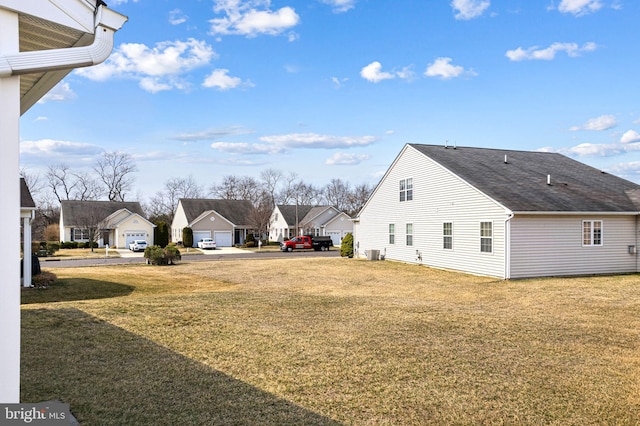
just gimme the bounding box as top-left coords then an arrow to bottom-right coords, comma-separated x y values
0,6 -> 127,78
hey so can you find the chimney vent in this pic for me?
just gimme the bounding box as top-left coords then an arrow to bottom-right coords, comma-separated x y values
547,174 -> 551,185
504,154 -> 508,164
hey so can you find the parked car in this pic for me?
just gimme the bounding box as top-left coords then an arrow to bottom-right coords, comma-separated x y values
197,238 -> 217,250
129,240 -> 147,252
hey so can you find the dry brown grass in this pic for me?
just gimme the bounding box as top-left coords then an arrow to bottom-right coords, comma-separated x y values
21,258 -> 640,425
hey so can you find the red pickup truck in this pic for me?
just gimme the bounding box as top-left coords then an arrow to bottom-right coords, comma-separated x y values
280,235 -> 333,252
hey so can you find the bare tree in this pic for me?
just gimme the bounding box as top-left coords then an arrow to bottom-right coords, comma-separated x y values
210,175 -> 261,205
345,182 -> 374,216
259,168 -> 282,209
46,164 -> 102,202
94,151 -> 137,201
322,178 -> 351,212
73,204 -> 106,252
146,176 -> 203,223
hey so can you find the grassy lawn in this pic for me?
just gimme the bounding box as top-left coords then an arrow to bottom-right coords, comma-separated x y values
21,259 -> 640,425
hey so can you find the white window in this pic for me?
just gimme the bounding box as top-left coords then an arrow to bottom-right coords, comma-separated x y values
583,220 -> 603,246
399,178 -> 413,202
443,222 -> 453,250
480,222 -> 492,253
389,224 -> 395,244
406,223 -> 413,246
73,228 -> 90,241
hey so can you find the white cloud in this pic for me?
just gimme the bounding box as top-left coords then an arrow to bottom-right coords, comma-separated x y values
203,69 -> 252,90
38,82 -> 76,103
424,57 -> 475,79
557,0 -> 603,16
360,61 -> 395,83
506,41 -> 597,61
20,139 -> 103,158
320,0 -> 356,13
169,9 -> 188,25
569,115 -> 617,131
260,133 -> 376,149
621,130 -> 640,144
211,142 -> 285,154
565,142 -> 622,156
209,1 -> 300,38
607,161 -> 640,176
75,39 -> 217,93
451,0 -> 490,20
172,127 -> 253,142
325,152 -> 371,165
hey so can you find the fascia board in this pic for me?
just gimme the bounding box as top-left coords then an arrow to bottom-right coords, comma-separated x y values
511,211 -> 640,216
0,0 -> 95,33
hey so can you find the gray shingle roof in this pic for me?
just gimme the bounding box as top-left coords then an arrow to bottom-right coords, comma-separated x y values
277,204 -> 315,225
180,199 -> 253,226
61,200 -> 145,226
20,178 -> 35,208
409,144 -> 640,212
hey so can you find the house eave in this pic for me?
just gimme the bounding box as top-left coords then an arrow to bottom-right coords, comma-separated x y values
511,210 -> 640,216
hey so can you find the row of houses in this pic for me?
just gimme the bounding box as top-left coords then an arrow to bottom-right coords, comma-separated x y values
57,199 -> 355,249
35,143 -> 640,279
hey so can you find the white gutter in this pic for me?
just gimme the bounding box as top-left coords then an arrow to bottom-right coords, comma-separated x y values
504,212 -> 514,280
0,5 -> 127,77
510,211 -> 640,216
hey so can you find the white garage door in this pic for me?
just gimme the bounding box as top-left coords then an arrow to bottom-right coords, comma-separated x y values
193,231 -> 211,247
125,232 -> 146,247
327,231 -> 342,246
214,231 -> 232,247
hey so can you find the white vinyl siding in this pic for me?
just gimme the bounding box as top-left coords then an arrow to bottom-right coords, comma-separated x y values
510,215 -> 637,278
354,145 -> 506,278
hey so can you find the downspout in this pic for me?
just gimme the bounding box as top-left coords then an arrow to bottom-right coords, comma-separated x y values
504,212 -> 514,280
0,5 -> 127,77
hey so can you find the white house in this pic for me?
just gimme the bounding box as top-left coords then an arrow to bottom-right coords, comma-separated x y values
0,0 -> 126,402
60,200 -> 155,249
354,144 -> 640,279
269,204 -> 353,246
171,199 -> 254,247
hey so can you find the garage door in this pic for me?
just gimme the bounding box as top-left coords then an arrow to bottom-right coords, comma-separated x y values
125,232 -> 146,247
327,231 -> 342,246
193,231 -> 211,248
214,231 -> 232,247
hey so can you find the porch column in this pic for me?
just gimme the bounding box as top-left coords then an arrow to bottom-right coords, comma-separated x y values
0,7 -> 21,403
23,215 -> 32,287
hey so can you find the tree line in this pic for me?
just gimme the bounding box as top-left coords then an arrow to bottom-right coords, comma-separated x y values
21,152 -> 375,241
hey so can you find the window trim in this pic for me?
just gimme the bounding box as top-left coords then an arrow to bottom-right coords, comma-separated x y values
406,223 -> 413,246
582,220 -> 603,247
399,178 -> 413,202
389,223 -> 395,245
480,221 -> 493,254
443,222 -> 453,250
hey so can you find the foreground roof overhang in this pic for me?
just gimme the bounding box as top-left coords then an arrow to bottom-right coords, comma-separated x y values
0,0 -> 127,114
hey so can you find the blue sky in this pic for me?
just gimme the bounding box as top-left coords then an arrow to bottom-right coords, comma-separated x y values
19,0 -> 640,200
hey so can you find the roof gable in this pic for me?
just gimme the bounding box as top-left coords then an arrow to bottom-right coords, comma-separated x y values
409,144 -> 640,212
20,178 -> 35,209
179,199 -> 253,226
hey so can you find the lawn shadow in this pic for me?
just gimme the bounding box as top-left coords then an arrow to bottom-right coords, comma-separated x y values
21,279 -> 135,305
21,308 -> 342,425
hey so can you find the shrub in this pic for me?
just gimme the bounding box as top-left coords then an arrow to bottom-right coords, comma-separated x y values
154,221 -> 169,248
46,242 -> 60,256
83,241 -> 98,249
61,241 -> 79,249
182,227 -> 193,249
144,244 -> 181,265
31,271 -> 57,288
340,233 -> 354,258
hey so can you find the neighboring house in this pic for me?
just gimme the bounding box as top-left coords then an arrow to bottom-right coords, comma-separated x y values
20,178 -> 36,288
171,199 -> 254,247
60,200 -> 154,249
354,143 -> 640,279
269,204 -> 353,246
